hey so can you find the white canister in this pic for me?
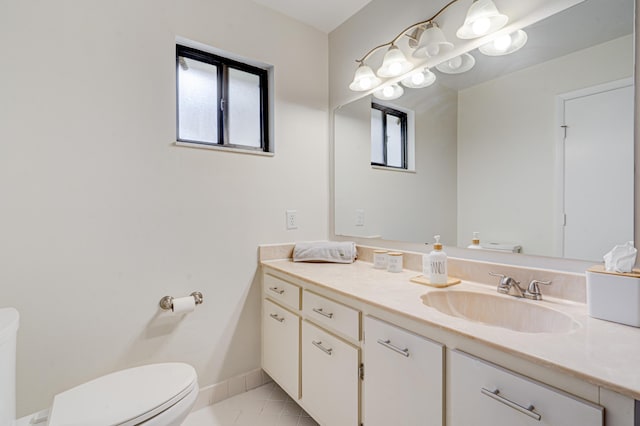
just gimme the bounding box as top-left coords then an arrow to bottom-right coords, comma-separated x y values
387,252 -> 403,273
373,250 -> 388,269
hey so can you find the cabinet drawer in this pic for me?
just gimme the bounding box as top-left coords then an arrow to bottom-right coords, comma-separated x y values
363,316 -> 443,426
263,273 -> 301,311
303,290 -> 360,341
301,320 -> 359,426
262,299 -> 300,399
449,350 -> 603,426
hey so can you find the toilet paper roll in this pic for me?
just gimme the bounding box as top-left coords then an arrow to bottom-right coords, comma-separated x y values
171,296 -> 196,314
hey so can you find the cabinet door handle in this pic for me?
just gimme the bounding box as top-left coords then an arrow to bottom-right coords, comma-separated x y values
377,339 -> 410,357
312,340 -> 333,356
269,313 -> 285,323
481,388 -> 541,421
268,287 -> 285,295
312,308 -> 334,319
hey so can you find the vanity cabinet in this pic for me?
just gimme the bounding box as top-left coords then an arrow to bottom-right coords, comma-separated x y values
301,320 -> 360,425
262,299 -> 300,399
448,350 -> 604,426
363,316 -> 444,426
262,274 -> 302,399
261,265 -> 635,426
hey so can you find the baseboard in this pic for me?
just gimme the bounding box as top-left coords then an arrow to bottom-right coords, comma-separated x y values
191,368 -> 273,412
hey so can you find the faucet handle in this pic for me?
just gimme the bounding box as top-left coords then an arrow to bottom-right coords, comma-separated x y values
489,272 -> 519,284
525,280 -> 552,300
489,272 -> 520,290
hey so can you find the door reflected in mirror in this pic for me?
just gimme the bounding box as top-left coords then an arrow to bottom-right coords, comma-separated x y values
334,0 -> 635,261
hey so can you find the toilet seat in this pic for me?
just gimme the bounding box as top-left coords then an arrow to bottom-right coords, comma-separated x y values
47,363 -> 197,426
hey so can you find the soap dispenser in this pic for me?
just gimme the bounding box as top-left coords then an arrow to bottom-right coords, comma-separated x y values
429,235 -> 448,284
467,232 -> 482,249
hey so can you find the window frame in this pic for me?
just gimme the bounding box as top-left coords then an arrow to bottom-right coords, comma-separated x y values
176,44 -> 270,152
371,102 -> 408,169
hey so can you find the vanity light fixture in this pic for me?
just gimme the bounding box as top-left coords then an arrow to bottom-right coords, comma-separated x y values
349,0 -> 523,99
456,0 -> 508,39
377,45 -> 414,78
479,30 -> 528,56
412,22 -> 454,58
349,63 -> 383,91
373,84 -> 404,101
401,68 -> 436,89
435,53 -> 476,74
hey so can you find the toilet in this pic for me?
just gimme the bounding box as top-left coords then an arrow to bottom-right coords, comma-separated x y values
1,308 -> 199,426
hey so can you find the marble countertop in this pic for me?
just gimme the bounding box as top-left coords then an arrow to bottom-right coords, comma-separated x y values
261,258 -> 640,400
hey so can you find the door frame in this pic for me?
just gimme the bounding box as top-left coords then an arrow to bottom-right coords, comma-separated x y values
554,78 -> 634,257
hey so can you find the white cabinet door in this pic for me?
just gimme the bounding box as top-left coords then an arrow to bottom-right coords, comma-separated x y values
262,299 -> 300,399
363,316 -> 444,426
449,350 -> 603,426
301,320 -> 359,426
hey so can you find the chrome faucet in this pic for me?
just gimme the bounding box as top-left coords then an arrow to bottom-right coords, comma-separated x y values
489,273 -> 552,300
489,272 -> 525,297
524,279 -> 552,300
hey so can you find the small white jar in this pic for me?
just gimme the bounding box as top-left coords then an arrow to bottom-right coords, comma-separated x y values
373,250 -> 388,269
387,252 -> 403,273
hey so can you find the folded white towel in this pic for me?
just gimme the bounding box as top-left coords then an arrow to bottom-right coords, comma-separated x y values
293,241 -> 357,264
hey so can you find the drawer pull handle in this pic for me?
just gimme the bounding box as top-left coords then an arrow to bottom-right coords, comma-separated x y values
377,339 -> 410,357
269,313 -> 285,323
481,388 -> 541,421
312,340 -> 333,356
269,287 -> 285,295
312,308 -> 334,319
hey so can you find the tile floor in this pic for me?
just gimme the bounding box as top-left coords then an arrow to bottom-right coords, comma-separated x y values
183,382 -> 319,426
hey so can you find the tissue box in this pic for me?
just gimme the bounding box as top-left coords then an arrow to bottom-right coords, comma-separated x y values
586,265 -> 640,327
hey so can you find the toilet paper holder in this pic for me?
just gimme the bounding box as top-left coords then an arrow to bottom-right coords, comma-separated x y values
159,292 -> 204,311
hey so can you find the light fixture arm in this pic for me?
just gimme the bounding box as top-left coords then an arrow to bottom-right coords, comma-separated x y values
355,0 -> 462,64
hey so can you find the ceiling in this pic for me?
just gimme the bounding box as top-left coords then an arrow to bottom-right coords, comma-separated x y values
252,0 -> 373,33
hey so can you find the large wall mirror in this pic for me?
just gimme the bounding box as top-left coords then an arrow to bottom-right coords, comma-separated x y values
334,0 -> 635,262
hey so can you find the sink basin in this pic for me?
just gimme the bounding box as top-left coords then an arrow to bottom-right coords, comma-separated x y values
421,290 -> 579,333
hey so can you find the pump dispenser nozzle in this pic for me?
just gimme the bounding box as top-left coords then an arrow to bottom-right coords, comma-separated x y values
433,235 -> 442,250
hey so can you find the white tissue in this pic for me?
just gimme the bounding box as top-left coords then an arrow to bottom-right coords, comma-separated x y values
171,296 -> 196,314
603,241 -> 637,273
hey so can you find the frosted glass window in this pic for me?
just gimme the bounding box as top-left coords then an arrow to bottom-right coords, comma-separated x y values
228,68 -> 261,148
386,113 -> 403,168
178,58 -> 218,144
371,108 -> 384,164
370,103 -> 407,169
176,45 -> 270,152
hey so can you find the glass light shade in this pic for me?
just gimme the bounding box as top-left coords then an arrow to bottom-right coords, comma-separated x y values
435,53 -> 476,74
349,64 -> 382,91
376,45 -> 414,78
373,84 -> 404,100
456,0 -> 508,39
479,30 -> 528,56
401,68 -> 436,89
412,22 -> 454,58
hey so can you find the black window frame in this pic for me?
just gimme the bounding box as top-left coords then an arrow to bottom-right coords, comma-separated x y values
176,44 -> 270,152
371,102 -> 408,169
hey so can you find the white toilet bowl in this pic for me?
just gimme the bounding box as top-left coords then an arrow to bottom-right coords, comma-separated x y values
1,308 -> 199,426
43,362 -> 199,426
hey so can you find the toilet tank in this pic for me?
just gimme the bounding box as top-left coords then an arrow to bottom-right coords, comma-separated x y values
0,308 -> 19,426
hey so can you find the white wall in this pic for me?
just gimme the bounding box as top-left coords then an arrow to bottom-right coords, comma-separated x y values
335,94 -> 457,244
0,0 -> 328,415
457,35 -> 634,256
